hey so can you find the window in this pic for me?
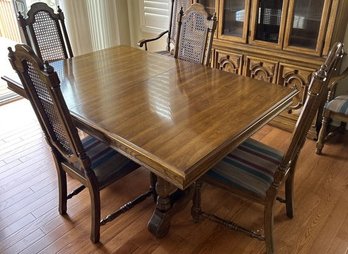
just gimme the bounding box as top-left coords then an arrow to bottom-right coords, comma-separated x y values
141,0 -> 170,33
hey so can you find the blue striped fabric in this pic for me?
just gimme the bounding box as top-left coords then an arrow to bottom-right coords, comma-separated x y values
325,95 -> 348,115
81,136 -> 139,186
206,138 -> 283,198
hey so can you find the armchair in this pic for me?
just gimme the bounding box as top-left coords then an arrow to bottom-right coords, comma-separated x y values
174,3 -> 217,66
8,44 -> 153,243
316,64 -> 348,154
138,0 -> 192,54
17,2 -> 73,62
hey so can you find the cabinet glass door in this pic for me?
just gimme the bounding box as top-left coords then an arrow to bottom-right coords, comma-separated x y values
249,0 -> 288,48
284,0 -> 331,55
218,0 -> 250,43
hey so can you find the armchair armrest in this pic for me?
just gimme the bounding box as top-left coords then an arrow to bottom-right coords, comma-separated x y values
137,30 -> 169,51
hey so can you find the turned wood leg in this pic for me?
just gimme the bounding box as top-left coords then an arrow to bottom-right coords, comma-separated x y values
148,177 -> 177,238
89,186 -> 101,243
285,173 -> 294,219
316,111 -> 330,155
264,200 -> 275,254
339,121 -> 347,134
150,172 -> 158,203
191,180 -> 202,223
55,160 -> 67,215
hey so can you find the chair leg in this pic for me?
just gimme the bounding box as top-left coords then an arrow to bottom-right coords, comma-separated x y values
339,121 -> 347,134
57,167 -> 67,215
285,174 -> 294,219
316,111 -> 330,154
150,172 -> 158,203
264,200 -> 275,254
191,180 -> 202,223
88,186 -> 101,243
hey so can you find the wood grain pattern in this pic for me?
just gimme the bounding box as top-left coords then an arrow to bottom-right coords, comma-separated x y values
3,46 -> 297,190
0,100 -> 348,253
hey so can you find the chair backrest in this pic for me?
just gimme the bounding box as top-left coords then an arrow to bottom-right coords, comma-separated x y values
174,3 -> 217,66
8,44 -> 89,174
322,42 -> 345,79
276,43 -> 345,180
168,0 -> 192,51
18,2 -> 73,62
321,42 -> 346,102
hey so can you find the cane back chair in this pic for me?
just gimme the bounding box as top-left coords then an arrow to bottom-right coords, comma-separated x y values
191,43 -> 344,254
18,2 -> 73,62
8,44 -> 153,243
174,3 -> 217,66
138,0 -> 192,53
316,71 -> 348,154
316,45 -> 348,154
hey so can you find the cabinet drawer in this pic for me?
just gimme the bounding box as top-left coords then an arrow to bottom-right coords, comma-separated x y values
244,56 -> 278,83
277,63 -> 316,112
214,49 -> 243,75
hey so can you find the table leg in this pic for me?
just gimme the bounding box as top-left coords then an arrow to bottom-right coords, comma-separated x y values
148,176 -> 194,238
147,177 -> 177,238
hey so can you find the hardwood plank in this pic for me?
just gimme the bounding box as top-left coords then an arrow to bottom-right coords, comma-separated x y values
0,213 -> 36,241
0,187 -> 34,212
309,195 -> 348,254
2,228 -> 45,254
0,154 -> 52,183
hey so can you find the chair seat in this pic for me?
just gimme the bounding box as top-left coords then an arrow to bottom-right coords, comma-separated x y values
205,138 -> 284,199
325,95 -> 348,115
81,136 -> 139,188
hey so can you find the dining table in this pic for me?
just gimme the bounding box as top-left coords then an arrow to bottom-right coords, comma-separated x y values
2,45 -> 298,238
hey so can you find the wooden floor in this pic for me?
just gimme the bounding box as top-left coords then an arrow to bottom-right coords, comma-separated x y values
0,99 -> 348,254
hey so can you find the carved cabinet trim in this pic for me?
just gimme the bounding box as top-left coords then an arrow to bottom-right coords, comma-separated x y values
244,56 -> 278,84
277,63 -> 315,112
214,49 -> 243,75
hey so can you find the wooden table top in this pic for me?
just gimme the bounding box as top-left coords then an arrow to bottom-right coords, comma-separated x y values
3,46 -> 298,189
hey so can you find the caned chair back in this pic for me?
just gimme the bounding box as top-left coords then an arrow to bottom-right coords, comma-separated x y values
321,42 -> 345,102
18,2 -> 73,62
174,3 -> 217,66
169,0 -> 192,50
8,45 -> 152,244
315,43 -> 347,154
8,44 -> 87,174
276,43 -> 345,183
322,42 -> 345,80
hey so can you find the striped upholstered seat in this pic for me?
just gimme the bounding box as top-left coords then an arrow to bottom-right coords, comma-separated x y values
81,136 -> 139,188
325,95 -> 348,115
192,42 -> 343,254
206,138 -> 284,198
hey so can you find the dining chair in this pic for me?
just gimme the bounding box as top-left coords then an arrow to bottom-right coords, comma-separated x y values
174,3 -> 217,66
138,0 -> 192,54
8,44 -> 153,243
316,67 -> 348,154
190,43 -> 344,254
17,2 -> 73,62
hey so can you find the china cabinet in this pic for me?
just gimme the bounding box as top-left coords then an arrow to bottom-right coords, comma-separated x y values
196,0 -> 348,138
